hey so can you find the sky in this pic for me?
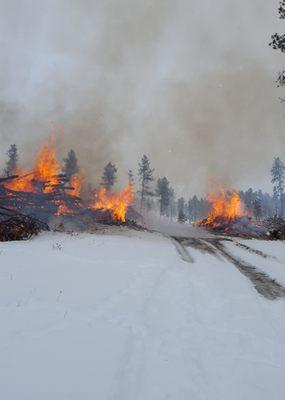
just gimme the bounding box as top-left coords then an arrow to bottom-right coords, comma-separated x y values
0,0 -> 285,196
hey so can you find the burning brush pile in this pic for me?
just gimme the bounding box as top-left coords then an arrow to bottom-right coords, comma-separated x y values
0,136 -> 137,241
196,187 -> 267,238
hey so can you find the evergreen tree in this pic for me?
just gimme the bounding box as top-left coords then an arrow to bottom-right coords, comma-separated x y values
253,197 -> 262,221
156,177 -> 171,217
177,197 -> 187,223
101,162 -> 117,190
3,144 -> 18,176
188,195 -> 200,221
138,155 -> 154,209
270,1 -> 285,97
128,169 -> 135,186
169,187 -> 176,220
146,197 -> 155,212
244,188 -> 255,214
178,209 -> 187,223
271,157 -> 285,216
62,149 -> 79,180
262,192 -> 275,218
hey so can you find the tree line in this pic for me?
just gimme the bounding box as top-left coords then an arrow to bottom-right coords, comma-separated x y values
2,144 -> 285,222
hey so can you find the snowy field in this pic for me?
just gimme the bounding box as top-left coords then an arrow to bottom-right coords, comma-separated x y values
0,230 -> 285,400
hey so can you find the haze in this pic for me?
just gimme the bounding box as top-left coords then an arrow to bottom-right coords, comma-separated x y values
0,0 -> 284,195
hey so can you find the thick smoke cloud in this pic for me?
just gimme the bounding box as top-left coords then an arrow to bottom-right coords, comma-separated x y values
0,0 -> 284,194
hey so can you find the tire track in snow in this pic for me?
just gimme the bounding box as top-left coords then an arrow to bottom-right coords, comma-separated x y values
173,236 -> 285,301
170,237 -> 194,263
208,239 -> 285,301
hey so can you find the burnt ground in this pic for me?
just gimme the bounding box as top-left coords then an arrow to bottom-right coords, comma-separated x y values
172,235 -> 285,301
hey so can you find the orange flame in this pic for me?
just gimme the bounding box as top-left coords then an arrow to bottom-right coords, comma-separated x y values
201,186 -> 245,227
70,174 -> 84,197
90,183 -> 133,222
33,136 -> 61,193
54,200 -> 72,216
3,135 -> 61,193
4,168 -> 34,192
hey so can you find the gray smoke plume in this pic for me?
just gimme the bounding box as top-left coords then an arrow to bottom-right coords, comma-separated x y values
0,0 -> 284,195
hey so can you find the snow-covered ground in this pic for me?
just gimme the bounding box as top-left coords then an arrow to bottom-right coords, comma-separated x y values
0,230 -> 285,400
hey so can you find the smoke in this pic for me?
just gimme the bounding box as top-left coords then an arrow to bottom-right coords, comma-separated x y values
0,0 -> 284,194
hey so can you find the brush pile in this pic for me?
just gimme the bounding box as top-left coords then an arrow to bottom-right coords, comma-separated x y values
197,215 -> 268,238
0,208 -> 49,242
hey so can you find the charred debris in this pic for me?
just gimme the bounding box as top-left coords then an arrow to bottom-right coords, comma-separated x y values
0,174 -> 141,242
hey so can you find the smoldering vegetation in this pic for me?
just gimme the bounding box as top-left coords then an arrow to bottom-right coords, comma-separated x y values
0,0 -> 284,193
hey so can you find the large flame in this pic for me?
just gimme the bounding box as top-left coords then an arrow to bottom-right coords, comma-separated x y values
33,136 -> 61,193
70,174 -> 84,197
4,168 -> 34,192
201,186 -> 245,227
90,183 -> 133,222
3,136 -> 60,194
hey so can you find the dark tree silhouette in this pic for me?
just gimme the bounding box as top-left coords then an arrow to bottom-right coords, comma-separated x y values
101,162 -> 117,190
3,144 -> 18,176
62,149 -> 79,180
128,169 -> 135,186
177,197 -> 187,223
270,1 -> 285,94
156,177 -> 171,217
271,157 -> 285,216
253,197 -> 262,221
138,155 -> 154,209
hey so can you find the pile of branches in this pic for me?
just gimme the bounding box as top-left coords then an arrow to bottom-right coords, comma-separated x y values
0,175 -> 82,223
198,216 -> 268,238
53,207 -> 145,233
0,208 -> 49,242
0,175 -> 143,240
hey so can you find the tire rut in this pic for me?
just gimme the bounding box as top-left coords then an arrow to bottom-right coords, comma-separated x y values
173,236 -> 285,301
170,237 -> 194,263
206,238 -> 285,300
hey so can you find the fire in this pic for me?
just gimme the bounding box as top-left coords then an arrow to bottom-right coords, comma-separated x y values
199,186 -> 245,227
4,168 -> 34,192
70,175 -> 84,197
90,183 -> 133,222
54,200 -> 72,216
3,135 -> 61,194
33,136 -> 61,193
2,134 -> 133,223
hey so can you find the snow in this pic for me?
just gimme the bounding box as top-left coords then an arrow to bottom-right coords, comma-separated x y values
0,231 -> 285,400
224,239 -> 285,287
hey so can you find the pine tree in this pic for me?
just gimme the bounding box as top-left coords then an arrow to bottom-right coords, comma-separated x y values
188,195 -> 199,221
271,157 -> 285,216
244,188 -> 254,214
4,144 -> 18,176
270,1 -> 285,97
177,197 -> 187,223
128,169 -> 135,186
169,187 -> 176,220
138,155 -> 154,209
62,149 -> 79,181
101,162 -> 117,190
178,209 -> 187,223
156,177 -> 171,217
253,197 -> 262,221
